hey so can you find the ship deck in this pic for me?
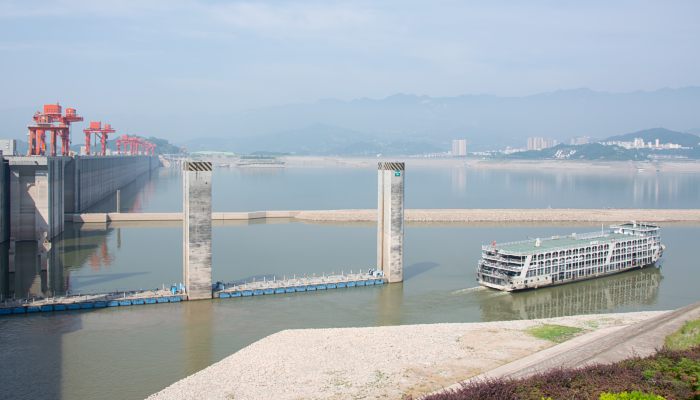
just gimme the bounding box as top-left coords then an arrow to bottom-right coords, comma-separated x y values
490,232 -> 633,255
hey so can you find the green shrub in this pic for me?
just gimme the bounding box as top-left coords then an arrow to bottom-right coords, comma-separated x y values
599,391 -> 665,400
526,324 -> 583,343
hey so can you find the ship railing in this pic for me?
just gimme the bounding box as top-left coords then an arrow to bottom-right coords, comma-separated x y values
481,233 -> 612,253
484,240 -> 621,257
481,253 -> 525,265
479,260 -> 522,273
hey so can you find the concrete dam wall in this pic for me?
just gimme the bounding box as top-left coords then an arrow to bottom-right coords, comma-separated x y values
2,155 -> 158,243
0,158 -> 8,243
64,156 -> 158,213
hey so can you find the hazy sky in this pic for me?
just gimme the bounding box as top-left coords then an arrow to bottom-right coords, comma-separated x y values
1,1 -> 699,116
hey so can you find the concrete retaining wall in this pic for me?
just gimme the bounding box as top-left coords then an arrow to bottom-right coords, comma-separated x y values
5,155 -> 158,241
66,156 -> 158,213
0,157 -> 8,243
6,157 -> 66,241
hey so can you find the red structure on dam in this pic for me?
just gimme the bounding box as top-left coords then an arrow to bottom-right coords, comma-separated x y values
27,103 -> 83,156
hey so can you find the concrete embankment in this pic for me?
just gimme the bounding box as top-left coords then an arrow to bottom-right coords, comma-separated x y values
147,311 -> 664,400
68,208 -> 700,223
0,158 -> 8,242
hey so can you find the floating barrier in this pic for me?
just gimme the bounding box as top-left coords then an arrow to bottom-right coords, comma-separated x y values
214,272 -> 387,300
1,271 -> 385,317
0,288 -> 184,317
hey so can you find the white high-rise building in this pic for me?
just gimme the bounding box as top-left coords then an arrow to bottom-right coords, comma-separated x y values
0,139 -> 16,156
451,139 -> 467,157
527,137 -> 557,151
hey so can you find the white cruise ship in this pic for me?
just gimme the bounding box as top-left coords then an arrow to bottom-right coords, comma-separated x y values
477,222 -> 664,291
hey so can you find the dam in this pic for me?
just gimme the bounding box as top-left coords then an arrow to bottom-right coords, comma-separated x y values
0,155 -> 159,243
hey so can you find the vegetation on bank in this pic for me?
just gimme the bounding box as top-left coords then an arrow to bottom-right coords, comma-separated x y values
526,324 -> 583,343
418,318 -> 700,400
665,319 -> 700,351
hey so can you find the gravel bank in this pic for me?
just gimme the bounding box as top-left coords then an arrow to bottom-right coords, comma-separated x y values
148,311 -> 664,400
295,208 -> 700,223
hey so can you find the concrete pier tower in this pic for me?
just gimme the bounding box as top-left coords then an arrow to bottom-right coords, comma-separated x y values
377,161 -> 405,283
183,161 -> 213,300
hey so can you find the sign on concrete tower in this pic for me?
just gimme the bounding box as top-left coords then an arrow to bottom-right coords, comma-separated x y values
377,161 -> 405,283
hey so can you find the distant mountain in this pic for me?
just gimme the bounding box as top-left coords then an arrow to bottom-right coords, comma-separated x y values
182,123 -> 443,155
605,128 -> 700,148
4,87 -> 700,153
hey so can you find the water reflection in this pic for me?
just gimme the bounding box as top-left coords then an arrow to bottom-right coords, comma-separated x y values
376,282 -> 404,326
479,267 -> 662,321
450,167 -> 467,195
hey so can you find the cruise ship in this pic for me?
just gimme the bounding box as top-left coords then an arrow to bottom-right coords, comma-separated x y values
477,222 -> 664,291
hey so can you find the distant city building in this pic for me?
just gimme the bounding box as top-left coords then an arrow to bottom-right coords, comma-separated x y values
451,139 -> 468,157
570,136 -> 591,145
527,137 -> 557,151
0,139 -> 17,156
600,137 -> 687,150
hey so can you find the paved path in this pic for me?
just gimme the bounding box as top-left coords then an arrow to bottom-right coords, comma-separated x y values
439,301 -> 700,394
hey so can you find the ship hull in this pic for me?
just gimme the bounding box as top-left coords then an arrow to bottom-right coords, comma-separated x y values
478,260 -> 661,292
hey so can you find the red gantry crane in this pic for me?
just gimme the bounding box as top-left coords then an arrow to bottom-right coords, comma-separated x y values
27,103 -> 83,156
83,121 -> 115,156
116,135 -> 156,156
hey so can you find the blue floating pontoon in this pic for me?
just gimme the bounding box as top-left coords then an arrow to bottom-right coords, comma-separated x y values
294,286 -> 306,292
356,280 -> 366,287
306,285 -> 316,291
327,283 -> 337,289
94,301 -> 107,308
285,287 -> 295,293
219,292 -> 231,299
144,298 -> 157,304
80,302 -> 94,309
347,281 -> 357,287
365,280 -> 375,286
263,288 -> 274,295
242,290 -> 253,297
131,299 -> 145,305
169,296 -> 181,302
374,279 -> 385,285
12,307 -> 25,314
54,304 -> 67,311
0,308 -> 12,315
26,306 -> 40,313
107,300 -> 120,307
274,288 -> 285,294
156,297 -> 169,303
231,291 -> 242,297
68,303 -> 81,310
118,300 -> 132,306
337,282 -> 347,288
40,305 -> 54,312
316,284 -> 327,290
253,289 -> 264,296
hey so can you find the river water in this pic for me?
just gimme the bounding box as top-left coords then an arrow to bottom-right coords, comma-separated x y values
1,164 -> 699,400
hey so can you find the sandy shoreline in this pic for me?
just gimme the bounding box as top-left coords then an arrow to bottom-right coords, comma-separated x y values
148,311 -> 665,400
280,156 -> 700,172
296,208 -> 700,223
69,208 -> 700,224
